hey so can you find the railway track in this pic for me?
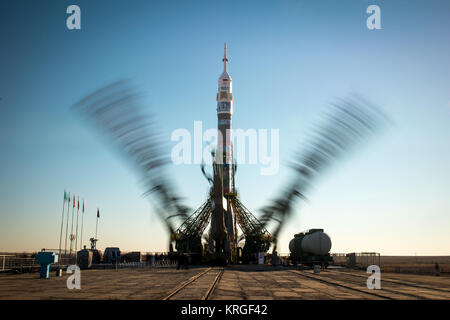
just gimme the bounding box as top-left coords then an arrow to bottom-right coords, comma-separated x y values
163,267 -> 224,300
290,269 -> 449,300
322,269 -> 450,299
289,270 -> 395,300
327,269 -> 450,294
162,267 -> 447,300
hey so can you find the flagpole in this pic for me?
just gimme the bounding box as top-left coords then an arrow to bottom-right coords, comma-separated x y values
75,197 -> 80,255
69,196 -> 75,259
58,191 -> 66,269
80,200 -> 85,250
95,208 -> 99,240
64,193 -> 71,257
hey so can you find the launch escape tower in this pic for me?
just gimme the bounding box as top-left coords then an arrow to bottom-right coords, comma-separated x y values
172,44 -> 273,264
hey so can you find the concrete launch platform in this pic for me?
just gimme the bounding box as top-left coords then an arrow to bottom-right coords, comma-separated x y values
1,266 -> 449,300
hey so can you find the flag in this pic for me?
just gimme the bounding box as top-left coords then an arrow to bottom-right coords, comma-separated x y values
64,190 -> 67,202
77,197 -> 80,210
68,193 -> 71,204
73,196 -> 75,208
82,200 -> 85,213
97,208 -> 100,218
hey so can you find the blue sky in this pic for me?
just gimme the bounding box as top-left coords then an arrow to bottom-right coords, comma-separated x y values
1,0 -> 449,255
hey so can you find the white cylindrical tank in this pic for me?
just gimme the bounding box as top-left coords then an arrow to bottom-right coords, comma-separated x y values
301,231 -> 332,255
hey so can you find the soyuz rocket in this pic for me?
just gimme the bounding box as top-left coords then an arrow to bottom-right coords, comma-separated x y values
216,43 -> 233,192
209,43 -> 236,254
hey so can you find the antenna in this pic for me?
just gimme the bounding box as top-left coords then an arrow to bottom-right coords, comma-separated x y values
223,43 -> 228,72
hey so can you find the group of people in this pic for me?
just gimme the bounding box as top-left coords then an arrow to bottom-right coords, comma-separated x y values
143,252 -> 186,267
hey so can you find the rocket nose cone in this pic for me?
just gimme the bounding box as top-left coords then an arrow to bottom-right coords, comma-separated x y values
220,71 -> 231,80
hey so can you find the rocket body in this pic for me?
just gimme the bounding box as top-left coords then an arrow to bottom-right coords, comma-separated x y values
216,43 -> 233,194
209,44 -> 235,255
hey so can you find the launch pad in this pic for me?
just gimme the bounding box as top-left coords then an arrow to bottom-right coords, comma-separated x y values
72,44 -> 389,269
169,44 -> 274,265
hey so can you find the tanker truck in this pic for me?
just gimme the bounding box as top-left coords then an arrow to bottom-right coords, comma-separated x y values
289,229 -> 333,267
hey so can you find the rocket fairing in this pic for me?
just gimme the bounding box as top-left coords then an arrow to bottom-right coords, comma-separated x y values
216,43 -> 234,194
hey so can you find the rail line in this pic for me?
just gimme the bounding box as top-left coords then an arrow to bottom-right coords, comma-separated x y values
163,267 -> 224,300
291,269 -> 450,299
327,269 -> 450,294
320,269 -> 450,299
202,268 -> 225,300
289,270 -> 395,300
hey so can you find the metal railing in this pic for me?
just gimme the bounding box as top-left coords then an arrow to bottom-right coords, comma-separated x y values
331,253 -> 347,265
0,255 -> 15,271
90,260 -> 178,270
331,252 -> 381,269
0,256 -> 38,272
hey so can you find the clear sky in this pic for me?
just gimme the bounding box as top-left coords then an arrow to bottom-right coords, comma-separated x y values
1,0 -> 449,255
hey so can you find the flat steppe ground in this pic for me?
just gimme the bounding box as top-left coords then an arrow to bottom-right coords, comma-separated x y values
379,256 -> 450,273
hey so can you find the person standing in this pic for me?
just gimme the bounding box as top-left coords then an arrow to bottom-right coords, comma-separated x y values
435,263 -> 440,276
